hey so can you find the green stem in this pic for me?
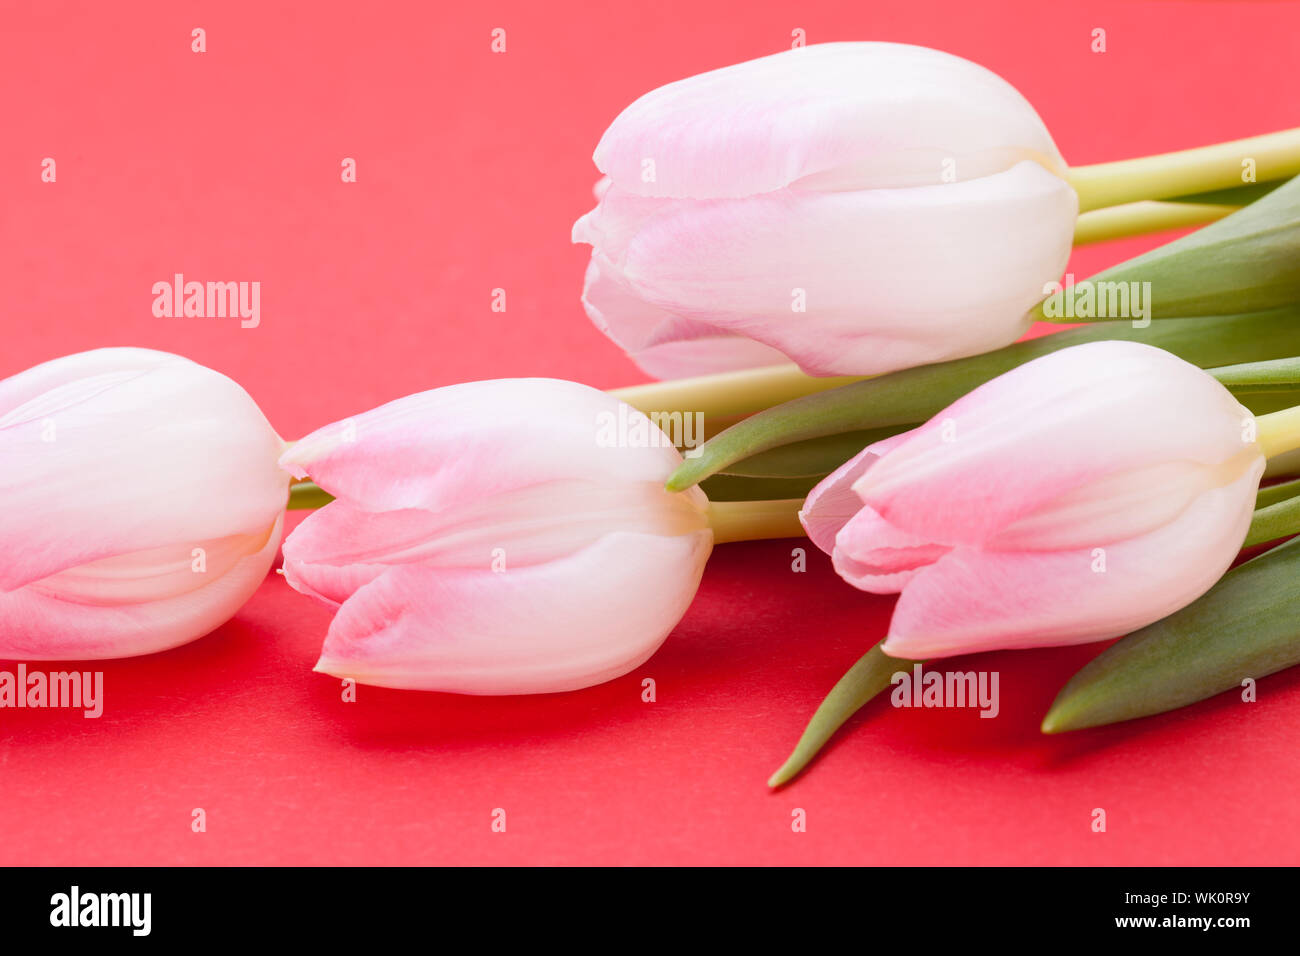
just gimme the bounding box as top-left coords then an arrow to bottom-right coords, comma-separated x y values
1072,200 -> 1234,245
706,498 -> 805,543
609,364 -> 867,421
1255,404 -> 1300,459
1067,127 -> 1300,213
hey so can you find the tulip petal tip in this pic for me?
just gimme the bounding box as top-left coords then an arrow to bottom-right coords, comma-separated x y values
878,638 -> 907,659
277,452 -> 311,481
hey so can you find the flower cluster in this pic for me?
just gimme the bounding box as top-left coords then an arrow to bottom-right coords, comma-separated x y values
6,41 -> 1300,788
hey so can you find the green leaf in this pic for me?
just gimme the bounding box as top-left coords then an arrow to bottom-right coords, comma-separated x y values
1166,179 -> 1285,206
1229,474 -> 1300,549
716,428 -> 907,478
767,643 -> 920,789
1255,476 -> 1300,509
1244,493 -> 1300,547
1037,173 -> 1300,322
668,306 -> 1300,491
1210,355 -> 1300,394
1042,535 -> 1300,733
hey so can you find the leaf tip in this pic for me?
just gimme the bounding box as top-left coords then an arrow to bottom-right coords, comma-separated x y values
1040,695 -> 1081,734
766,759 -> 800,790
665,463 -> 700,493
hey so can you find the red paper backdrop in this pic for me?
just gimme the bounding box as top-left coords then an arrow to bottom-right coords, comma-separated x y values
2,0 -> 1298,865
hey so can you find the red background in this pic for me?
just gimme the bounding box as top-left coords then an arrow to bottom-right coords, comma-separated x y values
3,0 -> 1299,865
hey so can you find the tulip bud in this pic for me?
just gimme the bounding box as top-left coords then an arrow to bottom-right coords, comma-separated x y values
278,378 -> 713,694
800,341 -> 1265,658
0,348 -> 289,659
573,41 -> 1078,379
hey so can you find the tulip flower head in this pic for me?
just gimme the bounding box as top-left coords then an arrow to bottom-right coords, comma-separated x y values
279,378 -> 713,694
800,341 -> 1265,658
0,348 -> 289,659
574,41 -> 1078,378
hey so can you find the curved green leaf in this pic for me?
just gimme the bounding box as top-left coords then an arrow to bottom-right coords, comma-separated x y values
768,643 -> 920,789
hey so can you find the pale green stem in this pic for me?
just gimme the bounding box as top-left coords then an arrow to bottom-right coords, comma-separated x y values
609,365 -> 867,421
1072,200 -> 1236,245
1256,405 -> 1300,460
706,498 -> 805,543
1067,127 -> 1300,213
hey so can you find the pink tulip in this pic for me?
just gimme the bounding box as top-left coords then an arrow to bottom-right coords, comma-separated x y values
279,379 -> 713,694
800,341 -> 1265,658
0,348 -> 288,659
573,41 -> 1077,379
